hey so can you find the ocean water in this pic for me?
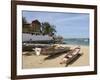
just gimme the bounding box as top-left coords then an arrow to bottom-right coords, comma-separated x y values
63,38 -> 89,46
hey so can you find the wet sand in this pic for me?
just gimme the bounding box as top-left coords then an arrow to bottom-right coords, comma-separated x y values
22,45 -> 89,69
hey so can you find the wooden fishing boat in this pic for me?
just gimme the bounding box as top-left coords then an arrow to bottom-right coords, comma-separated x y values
41,46 -> 70,55
60,47 -> 83,66
22,44 -> 70,56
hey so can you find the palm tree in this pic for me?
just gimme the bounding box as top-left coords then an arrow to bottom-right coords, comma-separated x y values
22,17 -> 27,26
41,22 -> 56,36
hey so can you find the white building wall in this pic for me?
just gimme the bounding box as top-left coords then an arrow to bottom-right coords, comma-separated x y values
22,33 -> 53,42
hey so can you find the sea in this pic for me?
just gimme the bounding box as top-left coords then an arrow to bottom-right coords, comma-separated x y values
63,38 -> 89,46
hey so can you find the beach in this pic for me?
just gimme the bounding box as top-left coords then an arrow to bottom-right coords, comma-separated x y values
22,44 -> 89,69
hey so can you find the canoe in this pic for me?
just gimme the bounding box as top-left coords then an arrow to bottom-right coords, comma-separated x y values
22,44 -> 70,55
41,47 -> 70,55
60,47 -> 82,66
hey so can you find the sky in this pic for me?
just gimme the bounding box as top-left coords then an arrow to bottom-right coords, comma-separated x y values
22,11 -> 89,38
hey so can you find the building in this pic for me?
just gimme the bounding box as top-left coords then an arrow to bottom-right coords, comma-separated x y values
23,20 -> 41,34
22,20 -> 63,43
22,23 -> 30,33
30,20 -> 41,33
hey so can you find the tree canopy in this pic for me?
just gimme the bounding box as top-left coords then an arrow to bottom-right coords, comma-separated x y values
41,22 -> 56,36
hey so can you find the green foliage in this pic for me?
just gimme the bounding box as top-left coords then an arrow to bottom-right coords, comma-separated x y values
41,22 -> 56,36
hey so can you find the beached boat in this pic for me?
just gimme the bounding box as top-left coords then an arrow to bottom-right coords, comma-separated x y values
60,47 -> 82,66
41,46 -> 70,55
22,43 -> 51,51
22,44 -> 70,56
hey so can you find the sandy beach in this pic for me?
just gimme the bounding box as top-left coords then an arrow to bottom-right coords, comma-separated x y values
22,45 -> 89,69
